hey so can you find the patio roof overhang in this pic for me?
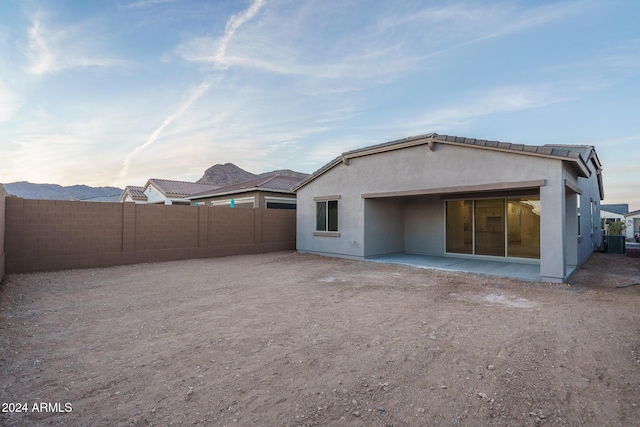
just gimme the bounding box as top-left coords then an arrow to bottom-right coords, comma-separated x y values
361,179 -> 546,199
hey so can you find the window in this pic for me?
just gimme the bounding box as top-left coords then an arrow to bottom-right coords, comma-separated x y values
590,200 -> 598,235
265,197 -> 297,210
577,195 -> 581,237
316,200 -> 338,232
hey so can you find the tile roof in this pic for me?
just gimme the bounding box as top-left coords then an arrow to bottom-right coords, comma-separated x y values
187,174 -> 303,199
147,179 -> 220,198
601,204 -> 629,215
125,185 -> 147,200
294,133 -> 598,192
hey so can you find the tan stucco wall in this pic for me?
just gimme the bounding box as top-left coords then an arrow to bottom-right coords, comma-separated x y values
297,142 -> 601,282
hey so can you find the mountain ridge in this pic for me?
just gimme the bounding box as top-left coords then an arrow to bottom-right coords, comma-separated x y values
2,182 -> 123,202
196,163 -> 308,187
2,163 -> 309,201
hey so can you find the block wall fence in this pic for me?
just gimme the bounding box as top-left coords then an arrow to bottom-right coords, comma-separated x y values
3,197 -> 296,274
0,185 -> 7,280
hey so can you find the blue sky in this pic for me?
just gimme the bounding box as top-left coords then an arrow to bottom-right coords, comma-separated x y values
0,0 -> 638,210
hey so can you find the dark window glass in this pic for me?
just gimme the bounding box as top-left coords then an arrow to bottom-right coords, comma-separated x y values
266,202 -> 296,210
327,200 -> 338,231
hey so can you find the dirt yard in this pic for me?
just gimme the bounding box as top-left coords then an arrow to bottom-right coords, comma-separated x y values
1,251 -> 639,426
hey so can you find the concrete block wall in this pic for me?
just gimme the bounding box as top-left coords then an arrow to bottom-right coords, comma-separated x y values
0,185 -> 6,281
4,199 -> 296,273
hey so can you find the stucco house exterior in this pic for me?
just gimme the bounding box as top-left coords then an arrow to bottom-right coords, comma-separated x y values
187,174 -> 303,209
119,179 -> 219,205
625,210 -> 640,239
599,204 -> 640,239
294,133 -> 604,283
118,186 -> 148,204
600,208 -> 625,234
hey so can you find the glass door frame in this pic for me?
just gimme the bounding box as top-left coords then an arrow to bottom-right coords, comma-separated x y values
444,195 -> 540,262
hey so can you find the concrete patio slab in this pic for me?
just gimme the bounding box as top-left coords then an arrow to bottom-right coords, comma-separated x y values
367,253 -> 542,282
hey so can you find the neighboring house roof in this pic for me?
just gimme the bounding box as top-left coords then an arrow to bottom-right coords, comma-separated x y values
119,185 -> 147,202
293,133 -> 603,198
187,174 -> 303,200
602,204 -> 629,215
145,179 -> 220,198
624,209 -> 640,217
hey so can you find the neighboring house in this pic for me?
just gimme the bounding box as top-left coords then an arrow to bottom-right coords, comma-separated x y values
601,204 -> 629,215
294,133 -> 604,283
187,174 -> 303,209
118,186 -> 148,204
600,204 -> 640,239
625,210 -> 640,239
600,208 -> 625,234
120,179 -> 220,205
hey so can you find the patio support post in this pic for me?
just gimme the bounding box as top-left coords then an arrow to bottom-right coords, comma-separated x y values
565,191 -> 578,269
540,181 -> 567,282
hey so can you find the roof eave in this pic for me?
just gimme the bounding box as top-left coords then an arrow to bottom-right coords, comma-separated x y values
294,134 -> 597,191
187,187 -> 294,200
431,137 -> 592,178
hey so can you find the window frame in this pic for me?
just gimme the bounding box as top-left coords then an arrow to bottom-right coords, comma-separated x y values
313,195 -> 341,237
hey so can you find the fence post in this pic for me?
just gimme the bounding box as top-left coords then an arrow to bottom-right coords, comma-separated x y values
254,208 -> 262,245
122,203 -> 136,252
198,205 -> 208,247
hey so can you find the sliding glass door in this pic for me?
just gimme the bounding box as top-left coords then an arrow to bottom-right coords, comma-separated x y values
446,197 -> 540,259
475,199 -> 505,256
446,200 -> 473,254
507,198 -> 541,259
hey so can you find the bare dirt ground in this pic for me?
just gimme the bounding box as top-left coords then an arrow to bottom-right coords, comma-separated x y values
1,251 -> 639,427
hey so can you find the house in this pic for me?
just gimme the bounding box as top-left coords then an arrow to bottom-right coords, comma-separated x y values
601,204 -> 629,215
186,174 -> 304,209
599,204 -> 640,239
119,179 -> 220,205
294,133 -> 604,283
625,210 -> 640,239
600,207 -> 625,234
118,186 -> 148,204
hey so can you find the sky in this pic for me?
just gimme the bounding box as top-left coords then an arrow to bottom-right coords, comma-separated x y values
0,0 -> 639,210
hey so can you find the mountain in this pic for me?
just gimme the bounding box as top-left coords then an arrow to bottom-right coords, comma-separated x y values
2,163 -> 308,202
3,182 -> 123,202
196,163 -> 256,187
196,163 -> 308,186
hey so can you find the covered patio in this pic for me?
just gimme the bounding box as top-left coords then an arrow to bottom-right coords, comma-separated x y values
367,253 -> 552,282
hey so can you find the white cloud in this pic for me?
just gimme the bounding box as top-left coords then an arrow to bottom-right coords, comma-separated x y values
125,0 -> 182,9
0,80 -> 21,122
118,80 -> 212,181
175,0 -> 589,95
117,0 -> 267,182
25,11 -> 128,76
26,15 -> 54,76
405,85 -> 565,132
214,0 -> 265,67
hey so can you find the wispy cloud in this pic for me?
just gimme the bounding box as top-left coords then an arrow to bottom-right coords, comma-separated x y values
213,0 -> 265,68
473,1 -> 590,43
0,80 -> 21,122
118,80 -> 212,180
26,13 -> 54,76
125,0 -> 182,9
176,1 -> 587,94
404,85 -> 565,132
118,0 -> 266,181
25,11 -> 127,76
